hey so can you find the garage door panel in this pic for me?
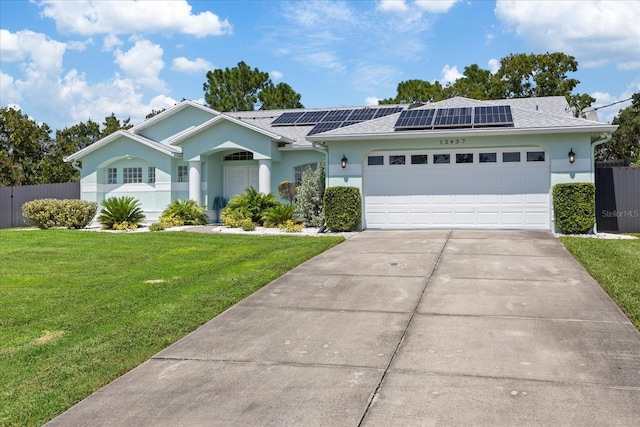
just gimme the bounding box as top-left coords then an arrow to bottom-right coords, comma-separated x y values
364,150 -> 550,229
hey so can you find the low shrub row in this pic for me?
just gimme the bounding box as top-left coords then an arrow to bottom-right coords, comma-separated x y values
22,199 -> 97,229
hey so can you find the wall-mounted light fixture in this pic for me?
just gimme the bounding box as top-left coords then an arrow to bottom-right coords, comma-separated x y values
341,154 -> 348,169
568,148 -> 575,164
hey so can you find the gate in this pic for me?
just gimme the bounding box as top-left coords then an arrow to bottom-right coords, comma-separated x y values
595,161 -> 640,233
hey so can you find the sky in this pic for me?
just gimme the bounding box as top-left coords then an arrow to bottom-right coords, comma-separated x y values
1,0 -> 639,133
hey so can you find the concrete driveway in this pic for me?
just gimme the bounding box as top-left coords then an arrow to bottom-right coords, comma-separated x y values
46,230 -> 640,426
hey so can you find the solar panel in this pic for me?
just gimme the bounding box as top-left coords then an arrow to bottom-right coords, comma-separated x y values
474,105 -> 513,127
307,122 -> 342,135
394,109 -> 436,129
348,108 -> 376,121
374,107 -> 403,118
295,110 -> 330,125
340,121 -> 362,128
322,109 -> 355,122
271,111 -> 306,125
433,107 -> 472,127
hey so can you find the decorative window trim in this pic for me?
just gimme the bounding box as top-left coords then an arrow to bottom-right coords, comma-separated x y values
107,168 -> 117,184
123,167 -> 142,184
503,152 -> 521,163
177,165 -> 189,183
224,151 -> 254,161
526,151 -> 545,162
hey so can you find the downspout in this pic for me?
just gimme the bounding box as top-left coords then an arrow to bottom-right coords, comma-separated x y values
590,133 -> 613,233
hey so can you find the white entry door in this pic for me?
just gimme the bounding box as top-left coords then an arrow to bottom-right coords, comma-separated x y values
224,167 -> 259,198
363,149 -> 550,230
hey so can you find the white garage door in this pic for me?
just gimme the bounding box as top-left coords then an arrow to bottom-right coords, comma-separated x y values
363,149 -> 550,229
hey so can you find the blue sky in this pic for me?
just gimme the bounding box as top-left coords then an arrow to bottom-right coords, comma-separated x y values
1,0 -> 638,132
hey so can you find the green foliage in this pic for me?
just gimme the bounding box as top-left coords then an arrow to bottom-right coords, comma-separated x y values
380,79 -> 445,104
149,222 -> 166,231
97,196 -> 145,230
0,106 -> 52,186
596,92 -> 640,161
158,214 -> 184,228
241,218 -> 257,231
203,61 -> 304,112
278,181 -> 296,204
22,199 -> 97,229
323,186 -> 362,232
221,187 -> 278,226
295,162 -> 325,227
262,203 -> 297,227
101,113 -> 132,137
160,199 -> 209,225
630,160 -> 640,168
279,219 -> 303,233
552,183 -> 596,234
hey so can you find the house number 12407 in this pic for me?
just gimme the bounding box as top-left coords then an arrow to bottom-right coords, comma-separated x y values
440,138 -> 466,145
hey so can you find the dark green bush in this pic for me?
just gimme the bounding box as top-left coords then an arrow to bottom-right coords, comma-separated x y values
97,196 -> 145,230
221,187 -> 278,226
22,199 -> 97,229
160,199 -> 209,225
552,183 -> 595,234
262,204 -> 298,227
323,186 -> 361,232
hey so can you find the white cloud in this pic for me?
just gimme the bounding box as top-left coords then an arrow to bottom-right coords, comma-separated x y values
378,0 -> 408,12
0,72 -> 22,103
365,96 -> 380,106
591,79 -> 639,123
414,0 -> 460,13
0,29 -> 25,61
488,58 -> 500,74
440,65 -> 464,85
300,52 -> 345,72
171,57 -> 215,74
495,0 -> 640,70
114,39 -> 166,91
270,70 -> 284,80
102,34 -> 123,52
39,0 -> 232,37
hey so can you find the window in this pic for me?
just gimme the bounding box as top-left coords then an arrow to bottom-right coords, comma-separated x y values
433,154 -> 450,164
178,165 -> 189,182
456,153 -> 474,163
368,156 -> 384,166
527,151 -> 545,162
224,151 -> 253,161
503,152 -> 521,162
293,163 -> 318,187
107,168 -> 117,184
123,167 -> 142,184
479,153 -> 497,163
148,167 -> 156,184
390,155 -> 406,165
411,154 -> 428,165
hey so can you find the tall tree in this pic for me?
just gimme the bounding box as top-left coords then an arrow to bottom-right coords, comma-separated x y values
258,82 -> 303,110
39,119 -> 102,183
596,93 -> 640,161
203,61 -> 304,111
0,107 -> 52,186
445,64 -> 492,100
101,113 -> 132,137
379,79 -> 445,104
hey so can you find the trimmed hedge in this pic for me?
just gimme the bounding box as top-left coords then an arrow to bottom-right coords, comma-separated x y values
552,183 -> 596,234
22,199 -> 97,229
324,186 -> 361,232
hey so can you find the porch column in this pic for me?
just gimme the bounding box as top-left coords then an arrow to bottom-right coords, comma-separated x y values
188,160 -> 202,205
258,159 -> 271,194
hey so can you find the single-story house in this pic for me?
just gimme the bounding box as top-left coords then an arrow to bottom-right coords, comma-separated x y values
65,96 -> 617,231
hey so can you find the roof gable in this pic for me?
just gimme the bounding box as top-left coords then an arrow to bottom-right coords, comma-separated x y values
64,130 -> 181,162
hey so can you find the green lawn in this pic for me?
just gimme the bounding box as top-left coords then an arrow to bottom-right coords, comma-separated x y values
0,229 -> 343,427
561,236 -> 640,330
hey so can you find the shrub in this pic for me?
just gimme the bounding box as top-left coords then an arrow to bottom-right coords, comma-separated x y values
149,222 -> 165,232
158,214 -> 184,228
552,183 -> 596,234
22,199 -> 97,229
296,162 -> 325,227
241,218 -> 256,231
279,219 -> 303,233
160,199 -> 209,225
97,196 -> 145,230
278,181 -> 296,204
220,208 -> 246,228
262,203 -> 297,227
324,186 -> 361,232
221,187 -> 278,226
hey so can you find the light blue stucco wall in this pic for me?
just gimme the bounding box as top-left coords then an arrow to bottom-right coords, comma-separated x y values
136,107 -> 215,142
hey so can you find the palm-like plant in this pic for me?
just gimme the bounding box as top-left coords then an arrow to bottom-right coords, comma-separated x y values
97,196 -> 145,229
262,203 -> 298,227
223,187 -> 278,226
160,199 -> 209,225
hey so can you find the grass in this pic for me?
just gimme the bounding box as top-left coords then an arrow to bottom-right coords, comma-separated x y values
561,236 -> 640,330
0,229 -> 343,427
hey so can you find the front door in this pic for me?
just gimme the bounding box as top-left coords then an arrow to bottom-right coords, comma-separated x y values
224,166 -> 259,199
